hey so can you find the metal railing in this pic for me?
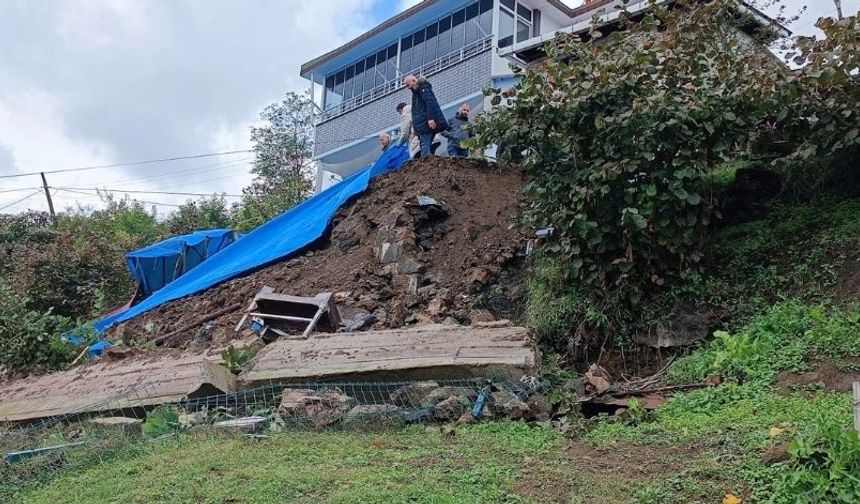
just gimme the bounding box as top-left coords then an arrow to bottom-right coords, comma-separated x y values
318,36 -> 493,123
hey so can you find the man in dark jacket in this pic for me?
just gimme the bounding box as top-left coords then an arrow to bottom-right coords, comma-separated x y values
403,74 -> 447,157
442,103 -> 471,158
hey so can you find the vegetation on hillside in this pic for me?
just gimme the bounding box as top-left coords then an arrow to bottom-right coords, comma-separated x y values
474,1 -> 859,357
0,93 -> 315,375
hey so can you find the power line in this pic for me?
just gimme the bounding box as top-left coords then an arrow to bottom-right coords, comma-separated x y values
0,149 -> 253,180
55,187 -> 245,198
77,157 -> 253,188
0,190 -> 45,212
0,186 -> 41,194
55,188 -> 181,208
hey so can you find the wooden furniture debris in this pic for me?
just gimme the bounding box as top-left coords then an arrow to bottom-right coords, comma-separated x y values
235,287 -> 341,340
238,324 -> 538,384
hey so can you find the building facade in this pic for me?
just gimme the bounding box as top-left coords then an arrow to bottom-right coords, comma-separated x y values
301,0 -> 580,191
301,0 -> 785,191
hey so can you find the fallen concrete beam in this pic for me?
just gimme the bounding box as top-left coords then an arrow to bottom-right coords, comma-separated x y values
0,353 -> 236,423
239,324 -> 538,383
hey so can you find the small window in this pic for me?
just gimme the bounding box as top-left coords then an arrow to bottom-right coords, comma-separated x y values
501,0 -> 515,10
466,2 -> 479,20
517,3 -> 532,21
517,19 -> 531,43
480,0 -> 493,13
499,7 -> 515,48
533,9 -> 542,36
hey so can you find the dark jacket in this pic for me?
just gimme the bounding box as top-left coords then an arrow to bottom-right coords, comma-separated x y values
442,112 -> 470,147
410,77 -> 447,135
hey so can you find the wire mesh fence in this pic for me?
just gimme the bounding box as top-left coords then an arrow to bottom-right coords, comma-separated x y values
1,376 -> 549,495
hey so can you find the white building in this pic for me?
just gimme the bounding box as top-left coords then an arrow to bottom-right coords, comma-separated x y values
301,0 -> 784,191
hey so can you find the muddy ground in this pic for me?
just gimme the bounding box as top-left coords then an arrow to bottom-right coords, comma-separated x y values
111,157 -> 529,348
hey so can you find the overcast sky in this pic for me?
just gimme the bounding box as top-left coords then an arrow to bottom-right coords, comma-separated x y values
0,0 -> 855,215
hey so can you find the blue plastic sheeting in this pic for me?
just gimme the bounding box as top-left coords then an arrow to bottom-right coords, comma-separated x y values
93,144 -> 411,332
127,229 -> 239,296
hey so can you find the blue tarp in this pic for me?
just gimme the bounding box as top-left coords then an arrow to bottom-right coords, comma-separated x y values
93,144 -> 411,332
127,229 -> 238,296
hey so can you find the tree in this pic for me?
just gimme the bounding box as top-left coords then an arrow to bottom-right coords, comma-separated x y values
234,92 -> 315,231
164,196 -> 232,235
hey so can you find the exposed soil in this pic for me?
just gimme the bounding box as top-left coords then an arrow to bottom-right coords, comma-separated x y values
111,158 -> 528,348
513,440 -> 710,503
832,258 -> 860,302
776,358 -> 860,395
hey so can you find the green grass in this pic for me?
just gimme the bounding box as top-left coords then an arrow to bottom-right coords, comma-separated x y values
9,422 -> 565,504
583,300 -> 860,503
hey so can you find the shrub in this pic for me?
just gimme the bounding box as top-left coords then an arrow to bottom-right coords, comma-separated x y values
0,281 -> 76,374
473,2 -> 860,349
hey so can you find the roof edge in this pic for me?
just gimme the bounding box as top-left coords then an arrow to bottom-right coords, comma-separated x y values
300,0 -> 441,77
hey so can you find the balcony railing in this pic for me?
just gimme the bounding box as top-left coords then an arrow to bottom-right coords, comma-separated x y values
318,36 -> 493,123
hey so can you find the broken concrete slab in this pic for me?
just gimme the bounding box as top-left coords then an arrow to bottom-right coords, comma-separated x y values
239,325 -> 538,384
0,354 -> 237,423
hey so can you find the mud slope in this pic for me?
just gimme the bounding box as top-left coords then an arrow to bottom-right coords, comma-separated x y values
113,157 -> 528,348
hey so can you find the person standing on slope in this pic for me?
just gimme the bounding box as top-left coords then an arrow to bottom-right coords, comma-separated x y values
403,74 -> 447,158
442,103 -> 472,158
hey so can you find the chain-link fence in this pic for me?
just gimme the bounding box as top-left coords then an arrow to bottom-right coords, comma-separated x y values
1,377 -> 549,496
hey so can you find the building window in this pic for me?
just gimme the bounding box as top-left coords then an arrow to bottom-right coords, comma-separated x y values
499,0 -> 536,49
323,0 -> 491,110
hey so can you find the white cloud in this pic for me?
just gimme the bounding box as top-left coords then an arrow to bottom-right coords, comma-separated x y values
0,0 -> 378,214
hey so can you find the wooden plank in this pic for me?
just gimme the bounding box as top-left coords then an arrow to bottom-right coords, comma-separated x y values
0,354 -> 237,423
854,382 -> 860,434
240,325 -> 538,383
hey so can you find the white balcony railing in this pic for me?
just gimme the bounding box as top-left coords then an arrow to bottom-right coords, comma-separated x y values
318,36 -> 493,123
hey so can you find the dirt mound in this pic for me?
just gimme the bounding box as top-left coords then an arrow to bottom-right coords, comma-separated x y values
112,158 -> 527,348
776,358 -> 860,394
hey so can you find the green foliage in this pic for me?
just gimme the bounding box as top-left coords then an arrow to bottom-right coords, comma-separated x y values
774,424 -> 860,503
233,92 -> 314,232
220,344 -> 257,374
668,301 -> 860,385
476,2 -> 860,351
0,281 -> 76,374
142,406 -> 181,438
163,196 -> 231,235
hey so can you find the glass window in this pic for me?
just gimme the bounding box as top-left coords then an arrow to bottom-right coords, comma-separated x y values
437,16 -> 452,58
363,54 -> 376,92
353,60 -> 365,97
375,48 -> 388,88
451,9 -> 466,52
411,29 -> 425,73
344,66 -> 354,100
385,44 -> 398,81
533,9 -> 542,37
479,0 -> 493,36
499,8 -> 515,48
501,0 -> 514,10
517,19 -> 531,43
400,35 -> 413,77
465,2 -> 481,45
517,3 -> 531,21
424,23 -> 438,65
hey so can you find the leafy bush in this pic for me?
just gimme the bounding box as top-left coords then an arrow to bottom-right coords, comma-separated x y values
0,281 -> 76,374
142,406 -> 181,438
772,424 -> 860,503
474,2 -> 860,350
220,345 -> 258,374
668,301 -> 860,385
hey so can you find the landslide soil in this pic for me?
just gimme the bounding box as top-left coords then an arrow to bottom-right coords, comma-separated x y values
112,157 -> 528,348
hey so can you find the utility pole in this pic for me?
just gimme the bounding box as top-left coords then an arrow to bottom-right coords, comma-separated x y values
40,172 -> 56,221
834,0 -> 844,20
